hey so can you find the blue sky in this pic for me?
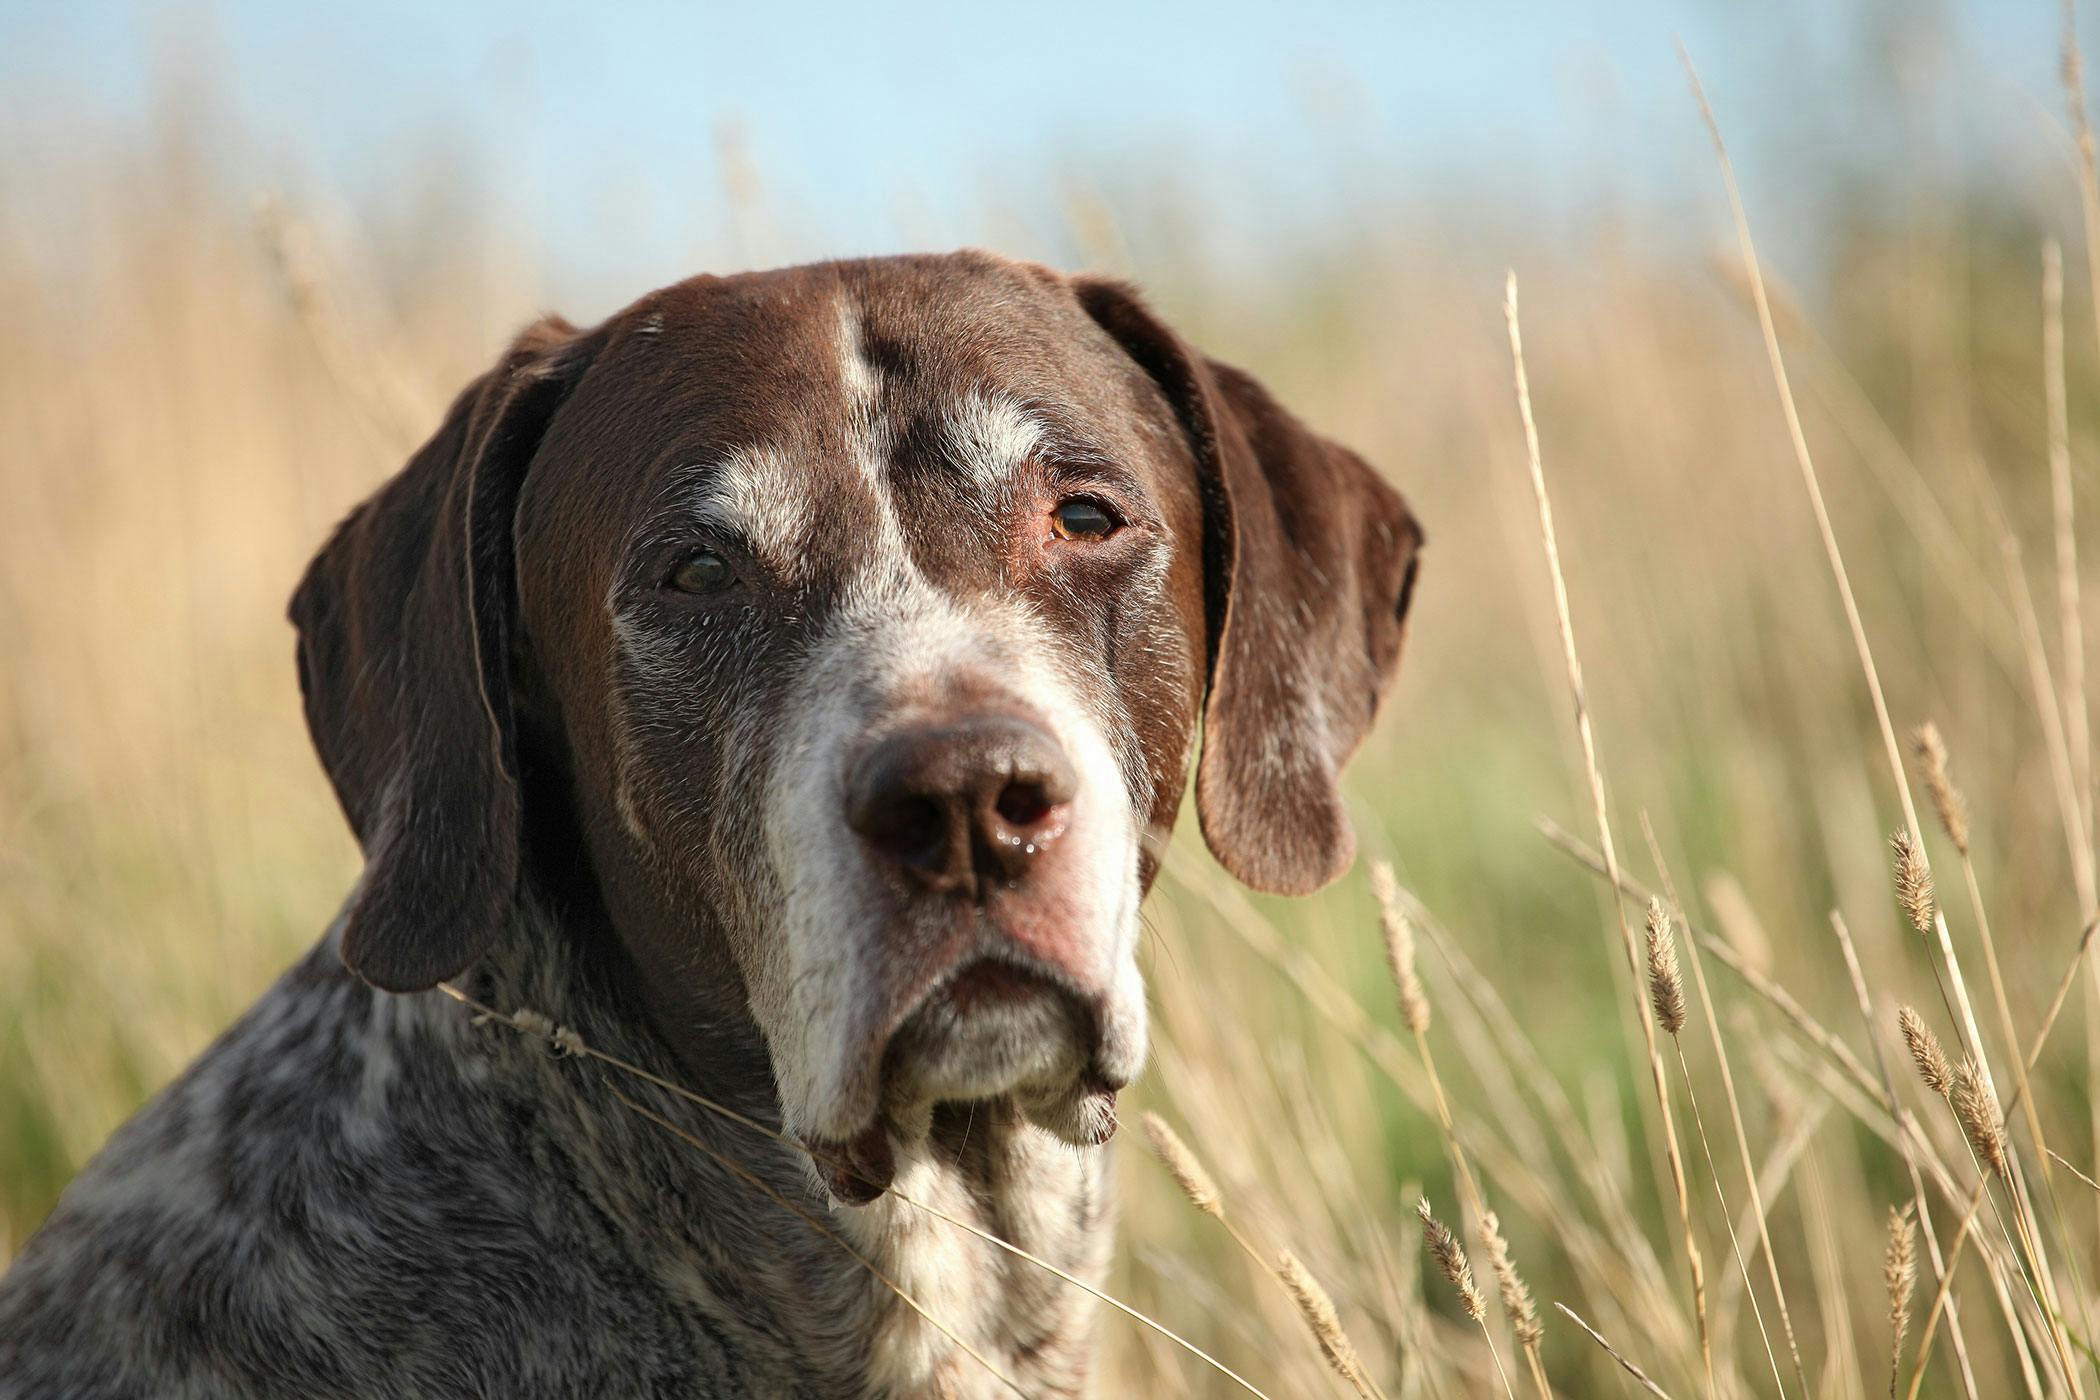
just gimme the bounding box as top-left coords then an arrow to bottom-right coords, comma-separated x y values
0,2 -> 2084,313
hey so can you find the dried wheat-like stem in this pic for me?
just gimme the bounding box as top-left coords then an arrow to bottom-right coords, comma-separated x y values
1373,862 -> 1430,1036
2000,521 -> 2096,917
1679,44 -> 1930,887
1910,724 -> 1970,856
1890,827 -> 2035,1300
1899,917 -> 2100,1395
1368,864 -> 1479,1214
1831,916 -> 1988,1400
1276,1249 -> 1385,1400
1479,1212 -> 1541,1350
1911,734 -> 2022,1110
1951,1061 -> 2009,1180
1900,1007 -> 1952,1098
1562,826 -> 1999,1393
1912,995 -> 2062,1385
2059,15 -> 2100,1329
1138,1109 -> 1268,1270
2060,1 -> 2100,854
1142,1111 -> 1224,1219
1891,831 -> 1936,937
2043,208 -> 2100,1371
1639,816 -> 1810,1397
1684,48 -> 2081,1388
1416,1198 -> 1484,1321
1139,1112 -> 1387,1400
2043,238 -> 2091,855
1543,822 -> 1886,1099
1919,723 -> 2100,1354
1542,824 -> 2030,1395
1504,271 -> 1710,1394
1668,1032 -> 1791,1397
1645,899 -> 1687,1036
1371,868 -> 1550,1399
1649,900 -> 1790,1397
1555,1303 -> 1676,1399
1418,1200 -> 1514,1399
1886,1203 -> 1918,1399
1904,1176 -> 1995,1400
2048,1148 -> 2100,1194
1996,519 -> 2100,1382
1564,816 -> 2050,1350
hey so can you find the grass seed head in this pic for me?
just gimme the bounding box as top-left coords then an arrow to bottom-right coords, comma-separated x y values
1416,1198 -> 1485,1322
1899,1006 -> 1952,1098
1908,722 -> 1970,856
1645,897 -> 1687,1035
1276,1248 -> 1372,1390
1372,860 -> 1430,1035
1141,1112 -> 1223,1219
1479,1210 -> 1542,1347
1890,829 -> 1935,935
1951,1059 -> 2008,1178
1885,1201 -> 1917,1396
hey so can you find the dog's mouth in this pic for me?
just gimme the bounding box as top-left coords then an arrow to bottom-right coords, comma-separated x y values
805,951 -> 1123,1205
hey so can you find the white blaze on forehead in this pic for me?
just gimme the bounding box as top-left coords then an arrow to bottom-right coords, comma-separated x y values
945,390 -> 1048,494
834,296 -> 920,585
837,298 -> 882,422
688,442 -> 810,581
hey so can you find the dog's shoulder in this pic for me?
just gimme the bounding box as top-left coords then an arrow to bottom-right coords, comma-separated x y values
0,939 -> 794,1399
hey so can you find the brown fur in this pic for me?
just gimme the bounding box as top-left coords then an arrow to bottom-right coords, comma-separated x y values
2,250 -> 1421,1397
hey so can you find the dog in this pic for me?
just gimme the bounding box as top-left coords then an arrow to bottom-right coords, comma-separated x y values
0,251 -> 1421,1398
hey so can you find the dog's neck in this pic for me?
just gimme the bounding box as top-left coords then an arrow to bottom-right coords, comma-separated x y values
439,900 -> 1114,1397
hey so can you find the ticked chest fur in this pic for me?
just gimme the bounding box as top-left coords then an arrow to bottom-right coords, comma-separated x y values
0,925 -> 1111,1400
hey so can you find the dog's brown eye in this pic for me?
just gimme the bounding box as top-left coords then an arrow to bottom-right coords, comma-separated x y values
1050,498 -> 1120,541
668,550 -> 735,595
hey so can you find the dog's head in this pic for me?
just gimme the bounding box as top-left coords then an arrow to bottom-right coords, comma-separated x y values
291,253 -> 1421,1199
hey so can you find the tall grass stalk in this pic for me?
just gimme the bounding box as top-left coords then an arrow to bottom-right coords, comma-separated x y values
1641,814 -> 1811,1394
1504,269 -> 1712,1394
1371,862 -> 1552,1399
1684,42 -> 2087,1391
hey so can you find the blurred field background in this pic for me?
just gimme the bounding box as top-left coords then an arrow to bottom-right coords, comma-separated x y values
11,2 -> 2100,1395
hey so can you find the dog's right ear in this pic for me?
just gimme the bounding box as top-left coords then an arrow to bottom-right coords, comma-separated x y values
1074,278 -> 1422,895
291,317 -> 597,992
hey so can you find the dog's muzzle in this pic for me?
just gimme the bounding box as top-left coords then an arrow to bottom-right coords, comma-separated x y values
845,713 -> 1076,898
805,709 -> 1125,1202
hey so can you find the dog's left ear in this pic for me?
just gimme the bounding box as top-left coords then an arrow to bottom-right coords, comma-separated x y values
1075,278 -> 1423,894
290,317 -> 599,991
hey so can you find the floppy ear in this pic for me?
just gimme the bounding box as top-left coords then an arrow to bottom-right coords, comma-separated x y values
291,317 -> 596,991
1075,279 -> 1423,894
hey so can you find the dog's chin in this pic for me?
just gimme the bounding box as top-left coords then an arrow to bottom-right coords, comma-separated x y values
805,958 -> 1124,1206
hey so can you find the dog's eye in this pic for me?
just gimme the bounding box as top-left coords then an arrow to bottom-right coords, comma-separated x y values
667,550 -> 736,595
1050,497 -> 1121,542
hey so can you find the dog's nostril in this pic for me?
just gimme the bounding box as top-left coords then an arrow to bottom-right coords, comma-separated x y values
847,714 -> 1077,892
860,795 -> 949,868
993,778 -> 1056,830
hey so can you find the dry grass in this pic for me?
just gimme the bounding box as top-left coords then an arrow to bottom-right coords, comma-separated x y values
18,24 -> 2100,1399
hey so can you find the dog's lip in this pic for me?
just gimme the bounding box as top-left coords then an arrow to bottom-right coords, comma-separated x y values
913,945 -> 1088,1018
803,944 -> 1124,1204
875,910 -> 1103,1048
935,957 -> 1055,1013
806,1122 -> 895,1206
879,947 -> 1096,1072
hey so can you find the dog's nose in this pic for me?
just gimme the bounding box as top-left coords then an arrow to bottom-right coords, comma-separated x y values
846,716 -> 1078,895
